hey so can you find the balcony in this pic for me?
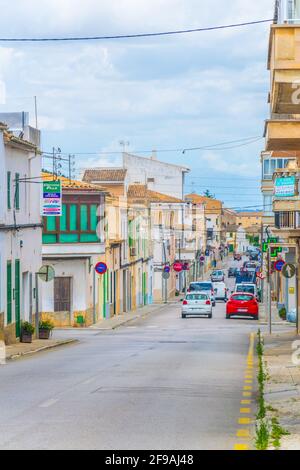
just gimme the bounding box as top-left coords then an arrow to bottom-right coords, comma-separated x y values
268,12 -> 300,114
265,118 -> 300,150
274,211 -> 300,236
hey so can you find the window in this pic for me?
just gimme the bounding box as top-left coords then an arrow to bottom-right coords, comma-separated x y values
43,202 -> 100,244
7,172 -> 11,210
263,158 -> 292,180
263,194 -> 273,216
14,173 -> 20,210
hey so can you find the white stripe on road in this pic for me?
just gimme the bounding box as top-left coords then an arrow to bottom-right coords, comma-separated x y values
39,398 -> 59,408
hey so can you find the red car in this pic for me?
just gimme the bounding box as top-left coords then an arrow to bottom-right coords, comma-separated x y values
226,293 -> 259,320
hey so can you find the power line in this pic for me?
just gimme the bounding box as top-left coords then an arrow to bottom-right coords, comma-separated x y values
0,19 -> 273,43
42,135 -> 263,158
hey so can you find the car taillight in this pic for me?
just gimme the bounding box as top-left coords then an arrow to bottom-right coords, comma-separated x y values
187,289 -> 191,293
183,300 -> 188,305
211,290 -> 214,295
206,300 -> 211,305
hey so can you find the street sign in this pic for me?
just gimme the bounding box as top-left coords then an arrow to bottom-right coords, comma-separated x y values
42,180 -> 62,216
182,263 -> 190,271
173,262 -> 183,273
282,263 -> 296,279
38,265 -> 55,282
163,266 -> 171,273
274,260 -> 286,272
95,262 -> 108,275
200,256 -> 205,262
162,272 -> 170,280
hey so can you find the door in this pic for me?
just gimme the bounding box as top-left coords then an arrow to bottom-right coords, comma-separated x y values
123,270 -> 127,313
54,277 -> 71,312
6,261 -> 12,325
15,260 -> 20,338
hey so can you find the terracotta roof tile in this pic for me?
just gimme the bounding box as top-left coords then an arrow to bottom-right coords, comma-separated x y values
185,194 -> 222,211
128,184 -> 183,203
83,168 -> 127,182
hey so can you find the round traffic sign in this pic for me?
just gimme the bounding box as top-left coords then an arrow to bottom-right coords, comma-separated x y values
256,272 -> 266,280
95,262 -> 108,275
163,265 -> 171,273
173,262 -> 183,273
200,256 -> 205,262
282,263 -> 296,279
182,263 -> 190,271
38,265 -> 55,282
274,260 -> 286,272
162,272 -> 170,280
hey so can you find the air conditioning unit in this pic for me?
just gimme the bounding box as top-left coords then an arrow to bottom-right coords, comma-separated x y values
130,247 -> 137,256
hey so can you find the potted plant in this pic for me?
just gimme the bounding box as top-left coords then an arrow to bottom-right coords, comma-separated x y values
279,307 -> 287,321
39,319 -> 54,339
21,322 -> 35,343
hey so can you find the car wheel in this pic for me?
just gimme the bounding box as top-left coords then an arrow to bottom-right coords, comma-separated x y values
182,314 -> 186,319
208,314 -> 212,319
226,315 -> 231,319
213,302 -> 216,307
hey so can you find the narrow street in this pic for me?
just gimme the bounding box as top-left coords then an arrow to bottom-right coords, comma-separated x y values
0,261 -> 259,450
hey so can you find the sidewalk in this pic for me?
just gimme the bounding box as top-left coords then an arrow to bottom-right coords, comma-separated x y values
5,337 -> 78,361
90,302 -> 174,330
259,303 -> 294,326
263,329 -> 300,450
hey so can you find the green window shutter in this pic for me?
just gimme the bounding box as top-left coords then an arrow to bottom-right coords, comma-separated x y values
46,216 -> 57,232
60,204 -> 67,231
80,205 -> 88,231
90,204 -> 98,231
70,204 -> 78,231
128,220 -> 133,248
15,173 -> 20,210
7,171 -> 11,210
15,260 -> 21,338
59,234 -> 79,243
43,234 -> 57,244
6,261 -> 12,324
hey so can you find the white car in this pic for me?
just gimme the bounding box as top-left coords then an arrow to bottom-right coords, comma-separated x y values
182,293 -> 213,319
235,283 -> 257,298
213,282 -> 228,302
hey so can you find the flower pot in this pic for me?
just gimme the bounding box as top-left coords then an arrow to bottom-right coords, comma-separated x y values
39,328 -> 51,340
21,331 -> 33,343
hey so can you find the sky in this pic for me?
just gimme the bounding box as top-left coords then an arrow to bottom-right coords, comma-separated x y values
0,0 -> 275,209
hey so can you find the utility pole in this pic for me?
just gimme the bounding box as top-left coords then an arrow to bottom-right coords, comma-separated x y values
267,246 -> 272,335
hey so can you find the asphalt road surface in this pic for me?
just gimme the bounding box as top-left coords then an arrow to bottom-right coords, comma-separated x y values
0,260 -> 259,450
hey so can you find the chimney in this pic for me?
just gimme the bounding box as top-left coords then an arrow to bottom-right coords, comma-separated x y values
151,149 -> 157,160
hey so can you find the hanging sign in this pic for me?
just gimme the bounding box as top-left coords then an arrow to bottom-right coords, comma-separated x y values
42,180 -> 62,216
275,176 -> 296,198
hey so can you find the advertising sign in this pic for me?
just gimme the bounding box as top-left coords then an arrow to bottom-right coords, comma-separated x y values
42,180 -> 62,216
275,176 -> 296,198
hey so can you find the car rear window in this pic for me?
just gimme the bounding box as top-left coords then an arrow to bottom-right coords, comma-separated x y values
236,285 -> 255,294
186,294 -> 208,301
190,283 -> 212,291
232,294 -> 253,301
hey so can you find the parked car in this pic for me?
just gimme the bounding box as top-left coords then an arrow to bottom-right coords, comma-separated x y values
226,293 -> 259,320
188,282 -> 216,306
182,293 -> 213,319
233,253 -> 242,261
213,282 -> 228,302
228,267 -> 238,278
235,271 -> 256,284
235,283 -> 258,298
210,270 -> 225,282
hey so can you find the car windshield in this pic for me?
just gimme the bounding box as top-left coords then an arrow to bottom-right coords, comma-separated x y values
190,283 -> 212,291
186,294 -> 208,301
232,294 -> 253,301
236,285 -> 255,294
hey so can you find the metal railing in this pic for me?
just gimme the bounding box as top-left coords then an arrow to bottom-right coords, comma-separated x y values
275,211 -> 300,228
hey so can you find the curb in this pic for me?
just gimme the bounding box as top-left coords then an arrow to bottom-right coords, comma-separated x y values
6,338 -> 79,361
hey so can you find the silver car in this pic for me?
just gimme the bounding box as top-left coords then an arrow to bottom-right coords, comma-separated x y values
182,293 -> 213,319
188,281 -> 216,306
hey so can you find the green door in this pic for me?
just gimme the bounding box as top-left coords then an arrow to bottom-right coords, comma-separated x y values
143,272 -> 147,305
7,261 -> 12,324
15,260 -> 20,338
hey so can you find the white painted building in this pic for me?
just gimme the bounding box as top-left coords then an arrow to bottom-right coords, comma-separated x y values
236,226 -> 250,254
123,152 -> 190,200
0,121 -> 42,344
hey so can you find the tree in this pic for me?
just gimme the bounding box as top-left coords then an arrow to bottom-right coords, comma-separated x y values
203,189 -> 215,199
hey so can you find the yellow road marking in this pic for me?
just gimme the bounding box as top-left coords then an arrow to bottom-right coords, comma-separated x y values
240,408 -> 251,414
241,400 -> 251,405
245,380 -> 253,384
243,386 -> 252,391
239,417 -> 252,424
236,429 -> 250,438
234,444 -> 249,451
243,391 -> 251,397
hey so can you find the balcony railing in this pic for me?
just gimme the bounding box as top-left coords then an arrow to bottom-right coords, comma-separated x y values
276,0 -> 300,24
275,211 -> 300,229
